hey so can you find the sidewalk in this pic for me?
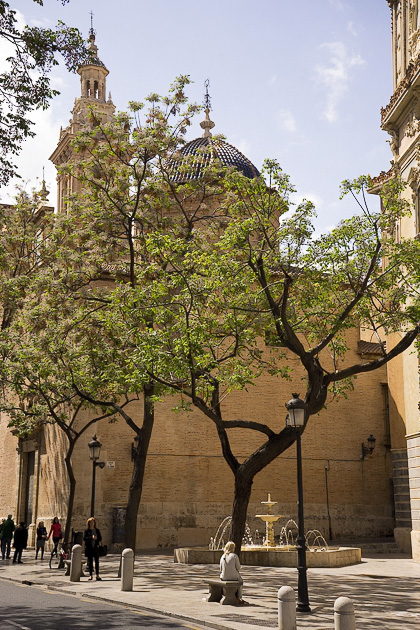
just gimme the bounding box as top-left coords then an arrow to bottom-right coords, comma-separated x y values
1,550 -> 420,629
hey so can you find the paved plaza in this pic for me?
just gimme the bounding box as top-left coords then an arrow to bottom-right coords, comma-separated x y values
0,550 -> 419,629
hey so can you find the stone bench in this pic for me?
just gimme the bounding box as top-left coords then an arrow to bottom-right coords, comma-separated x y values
65,558 -> 86,577
207,579 -> 241,605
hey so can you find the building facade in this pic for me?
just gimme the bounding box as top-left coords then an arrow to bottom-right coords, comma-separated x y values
0,27 -> 409,553
369,0 -> 420,561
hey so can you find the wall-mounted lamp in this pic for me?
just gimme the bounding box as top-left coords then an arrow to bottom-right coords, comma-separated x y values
131,433 -> 140,461
88,435 -> 105,517
361,434 -> 376,460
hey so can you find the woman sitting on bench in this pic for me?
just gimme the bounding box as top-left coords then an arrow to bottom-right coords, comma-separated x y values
220,541 -> 246,605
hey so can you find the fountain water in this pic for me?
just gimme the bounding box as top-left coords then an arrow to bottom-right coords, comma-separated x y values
209,518 -> 253,551
174,492 -> 361,568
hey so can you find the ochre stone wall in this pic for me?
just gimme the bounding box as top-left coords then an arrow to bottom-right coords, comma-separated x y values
0,327 -> 393,550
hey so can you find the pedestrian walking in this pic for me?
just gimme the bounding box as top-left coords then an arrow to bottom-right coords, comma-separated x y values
12,522 -> 28,564
220,541 -> 247,605
1,514 -> 15,559
83,517 -> 102,581
47,517 -> 62,556
35,521 -> 48,560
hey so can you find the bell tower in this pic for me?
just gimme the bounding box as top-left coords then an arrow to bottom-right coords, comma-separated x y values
49,25 -> 115,213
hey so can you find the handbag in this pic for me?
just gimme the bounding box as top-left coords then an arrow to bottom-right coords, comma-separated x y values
97,544 -> 107,557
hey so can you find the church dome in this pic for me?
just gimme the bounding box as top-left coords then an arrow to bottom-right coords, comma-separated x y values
171,103 -> 259,183
174,136 -> 260,182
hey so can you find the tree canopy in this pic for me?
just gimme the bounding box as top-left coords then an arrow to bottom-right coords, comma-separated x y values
1,77 -> 419,553
0,0 -> 87,185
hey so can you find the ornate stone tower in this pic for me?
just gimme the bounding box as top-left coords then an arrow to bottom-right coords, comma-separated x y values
372,0 -> 420,561
49,27 -> 115,213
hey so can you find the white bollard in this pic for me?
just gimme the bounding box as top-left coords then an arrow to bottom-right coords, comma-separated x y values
70,544 -> 82,582
334,596 -> 356,630
278,586 -> 296,630
121,547 -> 134,591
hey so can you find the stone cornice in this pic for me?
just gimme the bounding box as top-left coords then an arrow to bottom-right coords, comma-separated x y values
381,53 -> 420,124
369,168 -> 394,188
49,132 -> 74,166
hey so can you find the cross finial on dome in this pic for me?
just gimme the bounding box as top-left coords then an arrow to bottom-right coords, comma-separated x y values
40,166 -> 49,200
87,10 -> 99,58
89,11 -> 95,38
200,79 -> 215,138
203,79 -> 212,111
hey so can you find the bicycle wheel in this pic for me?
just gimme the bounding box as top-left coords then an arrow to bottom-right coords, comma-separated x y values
49,551 -> 62,570
48,551 -> 56,569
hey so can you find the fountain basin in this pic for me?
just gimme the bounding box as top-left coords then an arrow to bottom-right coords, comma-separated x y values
174,546 -> 361,568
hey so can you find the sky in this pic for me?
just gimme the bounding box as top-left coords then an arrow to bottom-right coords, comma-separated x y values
2,0 -> 393,232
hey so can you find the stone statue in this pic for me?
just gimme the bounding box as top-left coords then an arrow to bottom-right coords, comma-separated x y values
410,0 -> 420,33
410,1 -> 418,33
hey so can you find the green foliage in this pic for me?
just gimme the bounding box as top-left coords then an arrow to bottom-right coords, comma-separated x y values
0,0 -> 87,185
1,76 -> 419,502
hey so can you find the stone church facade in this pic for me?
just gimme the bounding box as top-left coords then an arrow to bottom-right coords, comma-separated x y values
369,0 -> 420,562
0,24 -> 415,554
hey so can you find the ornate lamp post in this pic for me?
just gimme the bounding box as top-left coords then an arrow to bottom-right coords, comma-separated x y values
286,393 -> 311,613
88,435 -> 105,518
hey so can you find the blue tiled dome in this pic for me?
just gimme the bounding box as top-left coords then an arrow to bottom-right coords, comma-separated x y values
171,136 -> 260,182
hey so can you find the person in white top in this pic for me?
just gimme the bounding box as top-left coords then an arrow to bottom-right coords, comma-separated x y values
219,541 -> 246,604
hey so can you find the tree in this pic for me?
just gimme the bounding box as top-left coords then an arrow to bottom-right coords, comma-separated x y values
114,165 -> 420,555
0,0 -> 87,185
0,187 -> 55,331
22,76 -> 206,551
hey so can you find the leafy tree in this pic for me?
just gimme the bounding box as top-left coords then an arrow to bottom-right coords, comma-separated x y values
114,165 -> 420,555
0,187 -> 55,330
22,76 -> 206,551
0,0 -> 86,185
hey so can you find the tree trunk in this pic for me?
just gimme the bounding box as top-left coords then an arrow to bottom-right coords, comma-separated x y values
230,469 -> 253,560
124,383 -> 155,551
63,440 -> 76,547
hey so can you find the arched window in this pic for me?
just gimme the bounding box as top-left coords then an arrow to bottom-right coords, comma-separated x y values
86,80 -> 91,97
94,81 -> 99,99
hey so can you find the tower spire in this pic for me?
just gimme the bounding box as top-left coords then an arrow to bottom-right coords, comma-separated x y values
40,166 -> 48,200
89,10 -> 95,38
200,79 -> 215,138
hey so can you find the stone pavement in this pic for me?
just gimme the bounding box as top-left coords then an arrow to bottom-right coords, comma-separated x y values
0,550 -> 419,629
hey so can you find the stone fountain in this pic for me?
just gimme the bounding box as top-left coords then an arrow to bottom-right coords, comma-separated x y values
174,492 -> 361,568
255,493 -> 282,547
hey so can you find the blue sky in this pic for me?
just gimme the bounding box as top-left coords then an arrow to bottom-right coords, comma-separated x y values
4,0 -> 392,231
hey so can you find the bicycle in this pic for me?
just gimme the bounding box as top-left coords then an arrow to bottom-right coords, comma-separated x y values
49,541 -> 70,570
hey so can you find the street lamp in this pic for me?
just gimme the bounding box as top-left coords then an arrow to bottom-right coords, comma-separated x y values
88,435 -> 105,517
360,434 -> 376,460
286,393 -> 311,613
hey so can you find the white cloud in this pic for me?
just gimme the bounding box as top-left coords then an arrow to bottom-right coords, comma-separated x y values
233,137 -> 251,158
347,21 -> 358,37
314,42 -> 364,123
0,10 -> 26,73
328,0 -> 348,11
0,105 -> 65,206
313,223 -> 336,239
31,18 -> 55,28
291,191 -> 323,209
269,75 -> 276,87
277,109 -> 297,133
